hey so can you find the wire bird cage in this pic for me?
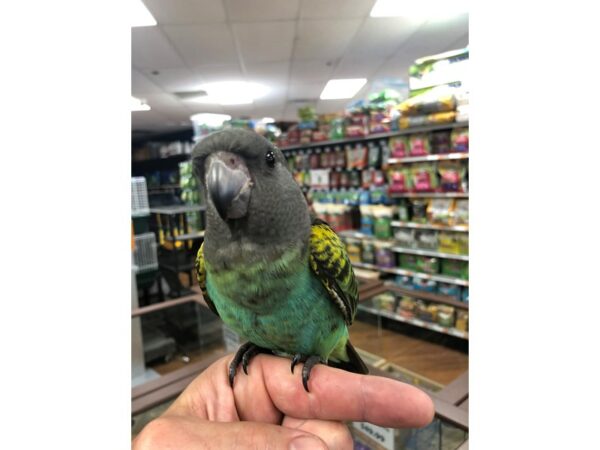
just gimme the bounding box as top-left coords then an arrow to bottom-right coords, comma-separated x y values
134,232 -> 159,273
131,177 -> 150,217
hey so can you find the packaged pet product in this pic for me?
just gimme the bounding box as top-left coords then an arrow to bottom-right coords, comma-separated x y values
455,310 -> 469,331
411,164 -> 438,192
361,241 -> 376,265
361,169 -> 373,189
394,275 -> 413,289
453,199 -> 469,225
398,296 -> 417,318
372,170 -> 386,186
408,134 -> 431,157
461,287 -> 469,303
393,227 -> 417,248
457,233 -> 469,255
415,229 -> 439,250
410,199 -> 429,223
368,142 -> 381,168
398,253 -> 420,271
355,144 -> 368,170
441,259 -> 468,279
438,161 -> 466,192
416,256 -> 440,274
398,85 -> 458,116
344,237 -> 362,264
334,145 -> 346,168
359,204 -> 374,235
375,241 -> 395,268
416,300 -> 438,323
430,130 -> 452,154
373,205 -> 394,239
451,127 -> 469,152
389,136 -> 409,158
412,276 -> 437,292
397,199 -> 410,221
438,282 -> 461,300
427,198 -> 455,225
437,305 -> 456,328
373,292 -> 396,312
388,167 -> 411,194
438,232 -> 461,254
379,139 -> 391,169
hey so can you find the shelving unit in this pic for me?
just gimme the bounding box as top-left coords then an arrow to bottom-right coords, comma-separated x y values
358,303 -> 468,339
279,121 -> 469,152
387,152 -> 468,165
390,192 -> 468,199
391,221 -> 468,232
339,230 -> 468,261
352,262 -> 468,286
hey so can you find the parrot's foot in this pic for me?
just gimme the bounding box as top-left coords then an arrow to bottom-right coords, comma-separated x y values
290,354 -> 324,392
229,342 -> 271,388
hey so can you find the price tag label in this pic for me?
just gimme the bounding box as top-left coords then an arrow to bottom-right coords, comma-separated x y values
353,422 -> 395,450
412,319 -> 425,327
431,324 -> 445,332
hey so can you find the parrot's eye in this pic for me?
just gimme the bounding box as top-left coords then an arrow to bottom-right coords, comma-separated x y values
265,150 -> 275,168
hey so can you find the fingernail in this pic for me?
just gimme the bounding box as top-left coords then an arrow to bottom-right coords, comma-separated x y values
289,435 -> 325,450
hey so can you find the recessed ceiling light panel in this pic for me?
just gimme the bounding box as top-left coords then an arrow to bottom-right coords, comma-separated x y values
320,78 -> 367,100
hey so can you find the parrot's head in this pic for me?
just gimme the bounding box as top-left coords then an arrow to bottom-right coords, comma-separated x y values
192,129 -> 310,246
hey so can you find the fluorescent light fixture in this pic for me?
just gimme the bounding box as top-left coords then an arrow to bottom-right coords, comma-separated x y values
190,113 -> 232,128
262,117 -> 276,123
186,81 -> 269,105
370,0 -> 467,18
320,78 -> 367,100
131,0 -> 157,27
131,96 -> 150,111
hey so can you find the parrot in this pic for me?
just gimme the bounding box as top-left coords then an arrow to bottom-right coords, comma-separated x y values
192,128 -> 368,392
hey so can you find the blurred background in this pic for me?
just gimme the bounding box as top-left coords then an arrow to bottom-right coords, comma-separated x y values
131,1 -> 469,448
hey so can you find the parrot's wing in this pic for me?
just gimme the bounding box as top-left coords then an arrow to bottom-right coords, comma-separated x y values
195,242 -> 220,317
309,218 -> 358,325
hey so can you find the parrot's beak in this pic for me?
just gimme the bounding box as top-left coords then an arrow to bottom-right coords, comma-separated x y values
206,152 -> 252,220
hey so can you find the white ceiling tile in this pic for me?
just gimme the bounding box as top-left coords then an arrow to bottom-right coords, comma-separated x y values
141,68 -> 204,93
132,69 -> 164,96
290,59 -> 334,84
193,64 -> 243,82
143,0 -> 226,25
300,0 -> 375,19
163,24 -> 239,66
233,22 -> 295,64
225,0 -> 300,22
294,19 -> 362,61
346,17 -> 425,57
245,61 -> 290,85
132,109 -> 173,130
288,83 -> 324,101
333,54 -> 385,79
132,27 -> 186,69
221,104 -> 254,118
252,103 -> 286,120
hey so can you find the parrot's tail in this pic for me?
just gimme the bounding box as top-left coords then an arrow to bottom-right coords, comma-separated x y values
329,340 -> 369,374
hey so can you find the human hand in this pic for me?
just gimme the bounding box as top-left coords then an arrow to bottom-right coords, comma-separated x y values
133,353 -> 434,449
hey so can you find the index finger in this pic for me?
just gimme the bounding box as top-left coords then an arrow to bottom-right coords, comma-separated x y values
241,354 -> 435,428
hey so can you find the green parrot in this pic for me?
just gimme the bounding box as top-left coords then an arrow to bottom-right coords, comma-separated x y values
192,129 -> 368,392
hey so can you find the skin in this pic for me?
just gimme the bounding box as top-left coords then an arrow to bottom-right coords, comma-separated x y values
133,354 -> 435,450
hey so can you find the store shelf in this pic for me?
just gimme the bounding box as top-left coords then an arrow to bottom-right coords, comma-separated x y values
150,204 -> 206,215
165,231 -> 205,242
387,152 -> 469,165
147,184 -> 182,192
352,262 -> 469,286
339,230 -> 468,261
280,121 -> 469,152
381,283 -> 468,310
391,246 -> 468,261
391,221 -> 469,232
358,304 -> 468,340
390,192 -> 469,199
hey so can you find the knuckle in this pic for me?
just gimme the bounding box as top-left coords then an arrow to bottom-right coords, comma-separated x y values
328,422 -> 353,450
132,417 -> 176,450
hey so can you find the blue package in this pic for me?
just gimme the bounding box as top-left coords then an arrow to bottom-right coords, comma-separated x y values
438,282 -> 460,299
461,287 -> 469,303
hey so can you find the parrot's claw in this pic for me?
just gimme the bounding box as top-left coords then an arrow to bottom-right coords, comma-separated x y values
301,355 -> 323,393
290,353 -> 304,373
229,342 -> 271,388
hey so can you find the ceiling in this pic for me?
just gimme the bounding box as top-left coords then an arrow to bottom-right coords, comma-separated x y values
131,0 -> 468,135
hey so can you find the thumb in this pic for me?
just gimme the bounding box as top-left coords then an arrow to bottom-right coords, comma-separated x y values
133,415 -> 329,450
